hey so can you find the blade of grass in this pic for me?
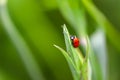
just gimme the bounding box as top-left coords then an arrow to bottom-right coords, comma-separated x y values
82,0 -> 120,52
55,25 -> 85,80
63,24 -> 83,70
54,45 -> 79,80
80,36 -> 91,80
81,35 -> 103,80
0,1 -> 45,80
88,41 -> 103,80
91,29 -> 107,80
57,0 -> 87,36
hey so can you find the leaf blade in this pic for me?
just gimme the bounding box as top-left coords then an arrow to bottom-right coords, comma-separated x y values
54,45 -> 79,80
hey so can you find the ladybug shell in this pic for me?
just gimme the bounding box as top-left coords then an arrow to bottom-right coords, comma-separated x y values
72,37 -> 79,48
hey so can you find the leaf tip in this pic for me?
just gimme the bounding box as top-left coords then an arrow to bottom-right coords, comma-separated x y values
53,44 -> 57,48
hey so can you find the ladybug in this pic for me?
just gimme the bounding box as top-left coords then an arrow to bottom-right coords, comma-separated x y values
70,36 -> 80,48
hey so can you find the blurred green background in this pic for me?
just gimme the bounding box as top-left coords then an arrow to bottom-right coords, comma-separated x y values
0,0 -> 120,80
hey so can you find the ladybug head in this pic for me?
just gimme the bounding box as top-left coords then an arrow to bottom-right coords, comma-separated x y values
70,35 -> 75,40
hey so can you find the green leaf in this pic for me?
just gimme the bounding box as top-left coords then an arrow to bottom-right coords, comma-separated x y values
91,29 -> 107,80
57,0 -> 87,36
54,25 -> 85,80
80,36 -> 90,80
63,24 -> 83,70
81,61 -> 88,80
80,36 -> 103,80
0,1 -> 45,80
87,39 -> 103,80
54,45 -> 79,80
82,0 -> 120,53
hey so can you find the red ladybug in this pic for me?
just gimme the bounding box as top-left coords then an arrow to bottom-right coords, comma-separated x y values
70,36 -> 80,48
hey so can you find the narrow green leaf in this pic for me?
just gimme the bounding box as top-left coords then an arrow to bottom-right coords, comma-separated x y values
81,36 -> 103,80
57,0 -> 87,36
0,1 -> 45,80
81,61 -> 88,80
91,29 -> 107,80
54,45 -> 79,80
80,36 -> 90,80
63,24 -> 83,70
54,25 -> 85,80
82,0 -> 120,52
87,39 -> 103,80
